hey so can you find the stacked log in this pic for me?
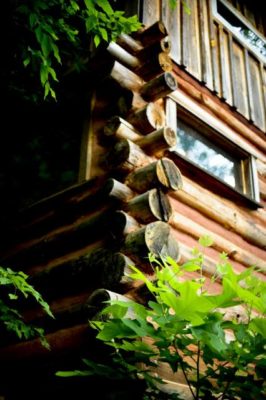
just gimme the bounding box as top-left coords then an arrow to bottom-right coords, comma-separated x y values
0,20 -> 184,371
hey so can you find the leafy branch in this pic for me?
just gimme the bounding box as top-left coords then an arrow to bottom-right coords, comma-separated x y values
0,266 -> 53,347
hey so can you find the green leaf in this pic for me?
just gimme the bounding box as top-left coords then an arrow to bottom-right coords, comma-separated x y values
199,235 -> 214,247
94,34 -> 101,47
9,293 -> 18,300
97,0 -> 113,15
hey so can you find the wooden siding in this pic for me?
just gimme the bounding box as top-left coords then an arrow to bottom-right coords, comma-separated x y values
142,0 -> 266,132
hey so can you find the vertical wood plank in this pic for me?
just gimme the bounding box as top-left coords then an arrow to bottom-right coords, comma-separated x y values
198,0 -> 213,89
230,37 -> 249,119
247,58 -> 266,131
218,26 -> 233,105
165,98 -> 177,133
182,0 -> 201,80
209,19 -> 222,96
142,0 -> 161,26
161,0 -> 181,65
244,48 -> 254,122
228,32 -> 237,108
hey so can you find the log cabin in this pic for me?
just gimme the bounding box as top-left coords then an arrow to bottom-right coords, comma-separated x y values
0,0 -> 265,398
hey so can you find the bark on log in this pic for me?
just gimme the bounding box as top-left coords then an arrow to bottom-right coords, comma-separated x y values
136,127 -> 177,155
125,158 -> 183,193
140,72 -> 177,102
116,33 -> 143,54
126,189 -> 172,223
104,139 -> 151,173
108,210 -> 141,238
127,103 -> 166,134
103,116 -> 142,144
122,221 -> 180,267
133,21 -> 168,46
135,52 -> 173,81
136,37 -> 171,61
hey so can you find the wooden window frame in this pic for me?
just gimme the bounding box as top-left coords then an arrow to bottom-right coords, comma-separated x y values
165,97 -> 261,209
211,0 -> 266,64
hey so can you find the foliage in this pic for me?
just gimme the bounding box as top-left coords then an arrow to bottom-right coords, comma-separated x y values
14,0 -> 141,99
57,237 -> 266,399
0,266 -> 54,348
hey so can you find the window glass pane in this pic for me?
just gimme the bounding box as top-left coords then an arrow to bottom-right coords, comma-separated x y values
175,120 -> 239,188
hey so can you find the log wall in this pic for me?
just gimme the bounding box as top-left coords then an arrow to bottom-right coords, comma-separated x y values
0,13 -> 265,399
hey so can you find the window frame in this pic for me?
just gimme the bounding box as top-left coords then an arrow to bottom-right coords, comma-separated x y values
165,97 -> 261,208
211,0 -> 266,64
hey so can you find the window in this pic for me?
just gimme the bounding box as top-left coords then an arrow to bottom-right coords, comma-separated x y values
212,0 -> 266,63
166,100 -> 261,208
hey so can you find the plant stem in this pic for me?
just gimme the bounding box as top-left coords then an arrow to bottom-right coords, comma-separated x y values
196,341 -> 200,399
173,340 -> 196,400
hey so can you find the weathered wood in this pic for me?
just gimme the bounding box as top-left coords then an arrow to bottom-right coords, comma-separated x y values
170,212 -> 266,272
0,324 -> 89,363
110,61 -> 144,92
126,189 -> 172,223
122,221 -> 180,265
87,289 -> 134,318
136,37 -> 171,61
136,126 -> 177,155
125,158 -> 183,193
103,116 -> 142,144
116,33 -> 143,54
101,178 -> 135,203
104,139 -> 151,173
107,42 -> 140,69
135,52 -> 173,81
257,160 -> 266,179
161,0 -> 181,64
30,248 -> 135,297
140,72 -> 177,102
133,21 -> 168,46
127,103 -> 166,134
108,210 -> 141,238
172,176 -> 266,250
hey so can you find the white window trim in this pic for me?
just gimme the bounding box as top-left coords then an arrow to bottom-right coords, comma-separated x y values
211,0 -> 266,64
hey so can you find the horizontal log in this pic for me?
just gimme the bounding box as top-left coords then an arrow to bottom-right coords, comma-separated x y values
87,289 -> 134,318
133,21 -> 168,46
122,221 -> 180,268
125,158 -> 183,193
136,126 -> 177,155
116,33 -> 143,54
259,179 -> 266,200
140,72 -> 177,102
135,52 -> 173,81
127,103 -> 166,134
257,159 -> 266,179
110,61 -> 144,92
0,179 -> 135,263
104,139 -> 151,173
107,210 -> 141,238
107,42 -> 140,69
31,248 -> 135,297
171,176 -> 266,250
126,189 -> 172,223
103,116 -> 142,144
170,212 -> 266,272
0,324 -> 90,363
136,37 -> 171,61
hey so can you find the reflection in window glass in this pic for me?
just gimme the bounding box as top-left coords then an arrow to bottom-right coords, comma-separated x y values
175,121 -> 239,188
217,0 -> 266,58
